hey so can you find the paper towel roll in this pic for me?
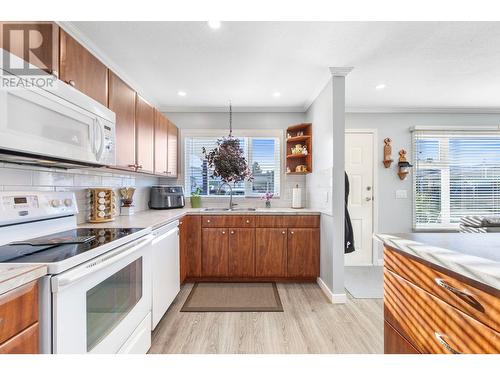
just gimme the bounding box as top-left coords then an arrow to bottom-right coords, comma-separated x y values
292,185 -> 303,208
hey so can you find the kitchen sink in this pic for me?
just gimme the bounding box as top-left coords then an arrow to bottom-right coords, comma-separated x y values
200,207 -> 257,212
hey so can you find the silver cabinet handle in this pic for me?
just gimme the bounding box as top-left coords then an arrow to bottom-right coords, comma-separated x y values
290,231 -> 294,235
246,220 -> 250,224
282,231 -> 286,235
434,278 -> 483,311
207,219 -> 211,223
222,231 -> 226,235
434,332 -> 461,354
230,230 -> 235,234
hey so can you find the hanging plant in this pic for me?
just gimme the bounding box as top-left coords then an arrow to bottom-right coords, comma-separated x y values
202,101 -> 253,184
203,136 -> 253,183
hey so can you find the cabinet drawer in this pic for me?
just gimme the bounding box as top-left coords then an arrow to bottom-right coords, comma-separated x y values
384,269 -> 500,354
0,281 -> 38,344
255,215 -> 320,228
384,321 -> 420,354
202,215 -> 255,228
385,246 -> 500,332
0,323 -> 39,354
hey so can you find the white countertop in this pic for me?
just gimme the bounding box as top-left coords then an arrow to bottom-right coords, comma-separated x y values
79,207 -> 322,230
0,264 -> 47,295
376,233 -> 500,291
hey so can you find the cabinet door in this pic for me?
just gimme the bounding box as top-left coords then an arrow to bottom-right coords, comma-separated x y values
135,95 -> 154,173
185,216 -> 202,277
154,111 -> 168,175
228,228 -> 255,277
0,323 -> 39,354
287,228 -> 320,278
202,228 -> 229,277
167,120 -> 178,177
59,29 -> 108,106
0,22 -> 59,75
108,71 -> 136,170
255,228 -> 287,277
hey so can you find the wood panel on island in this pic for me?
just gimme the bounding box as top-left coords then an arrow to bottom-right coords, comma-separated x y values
179,215 -> 320,282
384,245 -> 500,354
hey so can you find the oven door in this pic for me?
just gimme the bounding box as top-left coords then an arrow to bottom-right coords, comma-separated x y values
51,235 -> 153,354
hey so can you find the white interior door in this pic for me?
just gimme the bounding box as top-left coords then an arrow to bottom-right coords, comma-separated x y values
345,132 -> 374,266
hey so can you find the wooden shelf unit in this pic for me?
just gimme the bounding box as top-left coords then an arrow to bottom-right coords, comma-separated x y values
286,123 -> 312,174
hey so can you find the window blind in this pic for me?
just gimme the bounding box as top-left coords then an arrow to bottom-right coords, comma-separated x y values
413,129 -> 500,230
184,136 -> 280,197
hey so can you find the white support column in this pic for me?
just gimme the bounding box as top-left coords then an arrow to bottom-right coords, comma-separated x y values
329,67 -> 353,303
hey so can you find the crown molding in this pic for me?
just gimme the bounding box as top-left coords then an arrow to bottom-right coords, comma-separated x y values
160,106 -> 306,113
346,106 -> 500,114
329,67 -> 354,77
56,21 -> 159,108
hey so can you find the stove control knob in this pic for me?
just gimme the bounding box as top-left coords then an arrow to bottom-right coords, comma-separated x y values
64,199 -> 73,207
51,199 -> 62,208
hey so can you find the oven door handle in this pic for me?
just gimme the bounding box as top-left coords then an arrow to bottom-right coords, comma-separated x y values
52,235 -> 153,292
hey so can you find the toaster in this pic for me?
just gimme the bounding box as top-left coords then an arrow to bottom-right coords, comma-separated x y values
149,185 -> 185,209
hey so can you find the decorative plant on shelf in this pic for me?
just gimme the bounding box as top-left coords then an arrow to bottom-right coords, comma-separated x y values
262,192 -> 274,208
202,102 -> 253,186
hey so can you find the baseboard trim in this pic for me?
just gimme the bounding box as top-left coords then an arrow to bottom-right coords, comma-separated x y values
317,277 -> 347,304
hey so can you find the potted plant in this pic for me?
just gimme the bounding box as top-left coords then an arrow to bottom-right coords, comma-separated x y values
190,187 -> 202,208
262,192 -> 274,208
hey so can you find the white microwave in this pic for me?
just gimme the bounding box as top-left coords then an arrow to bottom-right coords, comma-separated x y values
0,49 -> 116,168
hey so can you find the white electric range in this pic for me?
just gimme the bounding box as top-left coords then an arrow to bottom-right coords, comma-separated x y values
0,191 -> 153,354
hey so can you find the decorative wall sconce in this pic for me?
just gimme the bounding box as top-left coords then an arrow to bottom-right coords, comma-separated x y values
382,138 -> 394,168
397,149 -> 413,180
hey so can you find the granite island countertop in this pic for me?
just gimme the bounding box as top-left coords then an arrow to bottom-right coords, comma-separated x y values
0,264 -> 47,295
376,233 -> 500,291
79,207 -> 322,230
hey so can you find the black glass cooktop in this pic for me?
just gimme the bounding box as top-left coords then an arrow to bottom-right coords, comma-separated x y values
0,228 -> 144,263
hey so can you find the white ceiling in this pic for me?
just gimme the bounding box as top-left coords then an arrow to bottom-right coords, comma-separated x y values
66,21 -> 500,112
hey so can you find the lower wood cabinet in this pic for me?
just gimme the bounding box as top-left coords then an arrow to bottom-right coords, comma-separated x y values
181,215 -> 320,281
228,228 -> 255,277
0,281 -> 39,354
384,321 -> 419,354
255,228 -> 287,277
202,228 -> 229,277
287,228 -> 320,278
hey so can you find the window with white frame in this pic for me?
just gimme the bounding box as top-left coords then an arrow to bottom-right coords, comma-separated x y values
413,129 -> 500,230
184,135 -> 281,197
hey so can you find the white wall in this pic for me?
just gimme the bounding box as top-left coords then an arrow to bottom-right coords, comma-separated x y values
163,111 -> 307,208
346,112 -> 500,259
0,163 -> 159,223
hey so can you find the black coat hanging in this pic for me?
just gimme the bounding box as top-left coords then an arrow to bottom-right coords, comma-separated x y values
345,172 -> 355,253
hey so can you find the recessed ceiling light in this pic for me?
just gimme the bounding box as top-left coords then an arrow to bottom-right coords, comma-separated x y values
207,21 -> 221,29
273,92 -> 281,98
375,83 -> 387,90
177,91 -> 187,97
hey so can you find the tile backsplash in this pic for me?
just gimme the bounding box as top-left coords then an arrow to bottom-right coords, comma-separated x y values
0,162 -> 160,223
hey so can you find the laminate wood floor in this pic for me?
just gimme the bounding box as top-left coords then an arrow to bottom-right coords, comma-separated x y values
150,283 -> 383,354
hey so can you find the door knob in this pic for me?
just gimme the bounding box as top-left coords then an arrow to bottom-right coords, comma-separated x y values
365,197 -> 372,201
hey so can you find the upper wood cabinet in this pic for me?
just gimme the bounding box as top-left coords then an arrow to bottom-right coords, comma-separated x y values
59,29 -> 108,106
287,228 -> 320,278
154,111 -> 169,175
108,71 -> 136,170
167,120 -> 179,177
0,22 -> 59,75
135,96 -> 155,174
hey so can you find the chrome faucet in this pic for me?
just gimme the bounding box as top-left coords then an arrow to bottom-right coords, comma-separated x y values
217,182 -> 237,210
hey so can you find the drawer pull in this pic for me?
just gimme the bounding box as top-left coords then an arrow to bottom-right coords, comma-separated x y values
434,278 -> 484,312
207,219 -> 211,223
282,231 -> 286,235
222,231 -> 226,235
230,230 -> 235,234
434,332 -> 461,354
246,220 -> 250,224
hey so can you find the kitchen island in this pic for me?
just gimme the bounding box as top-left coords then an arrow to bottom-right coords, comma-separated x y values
377,233 -> 500,354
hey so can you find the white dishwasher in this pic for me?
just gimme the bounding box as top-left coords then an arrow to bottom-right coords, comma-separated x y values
151,220 -> 180,329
